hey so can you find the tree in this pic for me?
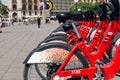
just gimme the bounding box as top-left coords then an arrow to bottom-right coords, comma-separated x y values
69,2 -> 97,12
0,0 -> 8,15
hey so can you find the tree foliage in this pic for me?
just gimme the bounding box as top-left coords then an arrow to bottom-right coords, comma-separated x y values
0,1 -> 8,15
69,2 -> 97,12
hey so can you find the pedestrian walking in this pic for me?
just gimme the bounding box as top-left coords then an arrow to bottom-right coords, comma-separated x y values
25,18 -> 28,25
0,16 -> 2,33
11,19 -> 14,26
37,17 -> 41,28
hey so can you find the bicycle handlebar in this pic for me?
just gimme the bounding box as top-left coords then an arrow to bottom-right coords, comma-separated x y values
97,2 -> 107,20
107,0 -> 119,20
71,22 -> 82,40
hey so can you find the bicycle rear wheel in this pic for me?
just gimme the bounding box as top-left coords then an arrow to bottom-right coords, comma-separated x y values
23,43 -> 89,80
109,32 -> 120,58
37,36 -> 68,47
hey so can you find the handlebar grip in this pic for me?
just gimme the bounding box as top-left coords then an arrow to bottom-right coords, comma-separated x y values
88,11 -> 96,20
107,0 -> 119,20
107,2 -> 115,12
98,3 -> 107,20
83,11 -> 90,21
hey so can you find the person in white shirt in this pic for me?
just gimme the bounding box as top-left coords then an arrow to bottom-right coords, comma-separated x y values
25,18 -> 28,25
0,16 -> 2,33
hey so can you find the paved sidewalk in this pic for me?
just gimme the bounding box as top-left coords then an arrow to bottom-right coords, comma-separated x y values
0,24 -> 58,80
0,23 -> 119,80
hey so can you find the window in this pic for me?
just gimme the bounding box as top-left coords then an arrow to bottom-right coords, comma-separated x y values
28,0 -> 32,5
22,0 -> 26,4
35,11 -> 37,15
12,0 -> 17,3
22,5 -> 26,10
40,10 -> 42,15
29,11 -> 32,15
13,5 -> 17,10
34,5 -> 38,10
28,0 -> 32,2
28,5 -> 32,10
34,0 -> 37,3
23,11 -> 26,15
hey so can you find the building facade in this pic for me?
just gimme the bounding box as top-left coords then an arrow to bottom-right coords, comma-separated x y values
8,0 -> 40,20
8,0 -> 74,20
8,0 -> 109,20
79,0 -> 109,3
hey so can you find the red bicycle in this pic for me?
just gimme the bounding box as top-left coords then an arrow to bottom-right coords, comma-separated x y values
53,1 -> 120,80
23,0 -> 119,80
37,11 -> 98,46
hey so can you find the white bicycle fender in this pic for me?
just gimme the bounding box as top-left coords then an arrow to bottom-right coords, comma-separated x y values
27,51 -> 53,64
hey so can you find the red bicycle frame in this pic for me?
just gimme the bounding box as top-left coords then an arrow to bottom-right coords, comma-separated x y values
79,18 -> 118,66
52,18 -> 119,80
53,45 -> 120,80
67,19 -> 97,44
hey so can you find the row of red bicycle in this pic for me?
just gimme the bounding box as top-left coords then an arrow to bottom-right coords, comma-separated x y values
23,0 -> 120,80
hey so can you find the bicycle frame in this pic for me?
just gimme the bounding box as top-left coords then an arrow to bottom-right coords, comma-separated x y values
65,15 -> 108,51
53,18 -> 119,80
67,19 -> 97,44
83,19 -> 118,66
67,19 -> 109,61
53,45 -> 120,80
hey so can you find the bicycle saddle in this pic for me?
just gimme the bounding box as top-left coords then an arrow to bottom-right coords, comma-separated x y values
71,11 -> 83,21
56,12 -> 83,23
62,23 -> 73,31
56,12 -> 72,23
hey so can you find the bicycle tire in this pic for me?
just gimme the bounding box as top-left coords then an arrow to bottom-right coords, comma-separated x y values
109,32 -> 120,58
43,36 -> 68,43
24,64 -> 47,80
50,31 -> 66,36
37,36 -> 68,47
36,33 -> 68,47
23,42 -> 89,80
86,27 -> 96,43
109,32 -> 120,76
52,24 -> 65,32
45,33 -> 67,40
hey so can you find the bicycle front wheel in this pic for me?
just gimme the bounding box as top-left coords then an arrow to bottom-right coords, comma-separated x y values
23,43 -> 89,80
24,64 -> 44,80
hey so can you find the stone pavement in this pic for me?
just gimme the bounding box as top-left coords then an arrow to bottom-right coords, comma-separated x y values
0,24 -> 58,80
0,23 -> 119,80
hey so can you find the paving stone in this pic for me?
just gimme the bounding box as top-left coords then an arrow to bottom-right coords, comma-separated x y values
0,23 -> 119,80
